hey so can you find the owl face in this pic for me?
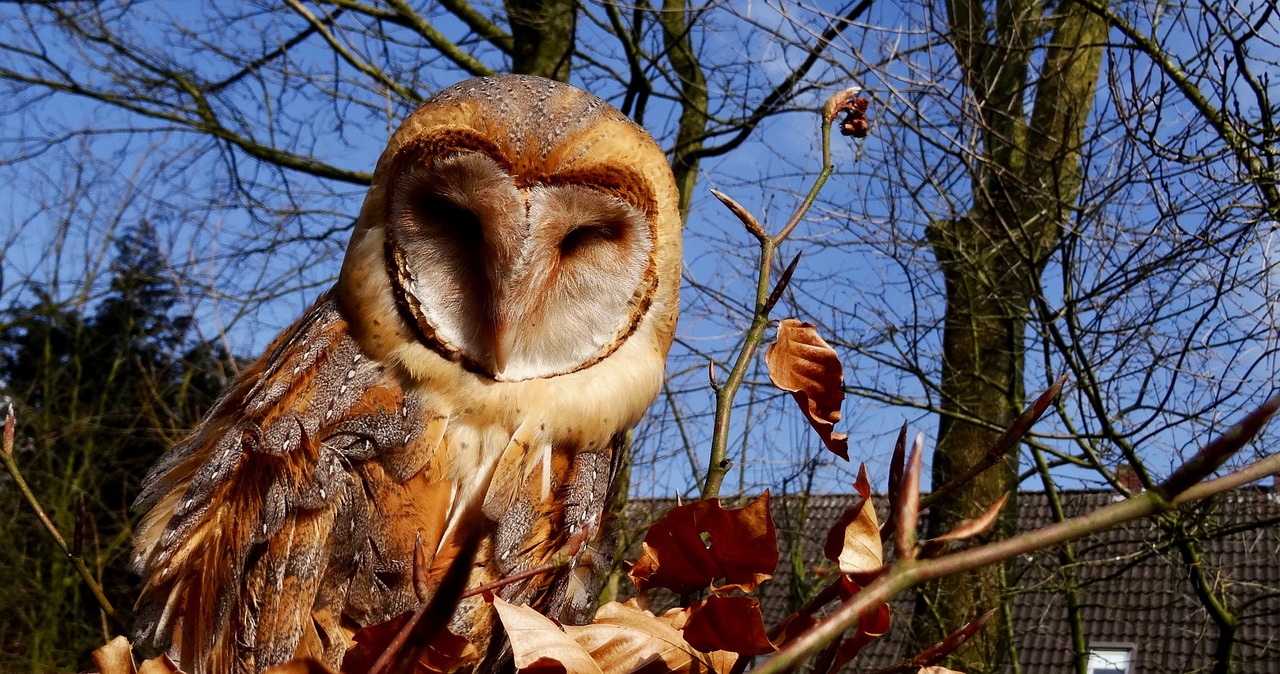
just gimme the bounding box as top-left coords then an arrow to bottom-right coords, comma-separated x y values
341,76 -> 678,383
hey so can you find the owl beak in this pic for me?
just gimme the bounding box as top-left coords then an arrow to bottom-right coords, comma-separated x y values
493,321 -> 515,376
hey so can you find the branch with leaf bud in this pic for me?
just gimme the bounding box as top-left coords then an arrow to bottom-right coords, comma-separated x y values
702,86 -> 869,499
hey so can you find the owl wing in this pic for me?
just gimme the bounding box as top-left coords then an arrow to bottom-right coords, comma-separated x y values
131,290 -> 478,673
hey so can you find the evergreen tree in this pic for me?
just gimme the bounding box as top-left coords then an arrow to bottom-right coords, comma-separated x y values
0,223 -> 229,672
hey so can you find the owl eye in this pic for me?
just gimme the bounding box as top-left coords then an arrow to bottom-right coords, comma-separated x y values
411,195 -> 485,250
415,195 -> 480,231
560,224 -> 623,256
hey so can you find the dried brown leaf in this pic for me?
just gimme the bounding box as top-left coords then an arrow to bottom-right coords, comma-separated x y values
682,596 -> 775,656
930,494 -> 1009,545
765,319 -> 849,460
880,423 -> 909,544
894,432 -> 924,560
823,465 -> 882,576
831,599 -> 891,670
566,600 -> 733,674
910,609 -> 996,667
342,610 -> 478,674
136,656 -> 180,674
91,636 -> 136,674
629,493 -> 778,595
494,597 -> 604,674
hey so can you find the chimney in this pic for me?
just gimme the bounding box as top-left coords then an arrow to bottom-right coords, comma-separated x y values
1116,463 -> 1143,493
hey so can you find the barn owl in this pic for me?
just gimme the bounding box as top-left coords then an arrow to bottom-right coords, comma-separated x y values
130,74 -> 682,673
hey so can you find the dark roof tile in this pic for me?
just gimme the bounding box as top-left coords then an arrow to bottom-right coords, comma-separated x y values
622,489 -> 1280,673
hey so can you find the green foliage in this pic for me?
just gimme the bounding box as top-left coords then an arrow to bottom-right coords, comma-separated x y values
0,224 -> 229,672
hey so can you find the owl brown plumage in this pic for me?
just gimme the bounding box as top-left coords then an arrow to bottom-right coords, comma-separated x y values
131,75 -> 682,673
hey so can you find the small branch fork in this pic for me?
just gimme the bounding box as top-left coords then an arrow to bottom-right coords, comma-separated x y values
701,86 -> 867,500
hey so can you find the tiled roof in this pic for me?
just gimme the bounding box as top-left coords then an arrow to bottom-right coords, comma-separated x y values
623,489 -> 1280,673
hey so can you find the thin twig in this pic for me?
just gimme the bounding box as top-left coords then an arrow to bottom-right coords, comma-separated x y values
0,406 -> 122,630
751,394 -> 1280,674
701,87 -> 859,499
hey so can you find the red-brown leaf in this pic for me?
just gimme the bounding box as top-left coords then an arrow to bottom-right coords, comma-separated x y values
910,609 -> 996,667
823,465 -> 883,576
629,493 -> 778,595
342,611 -> 477,674
765,319 -> 849,460
831,598 -> 891,670
920,493 -> 1010,559
770,612 -> 820,649
681,595 -> 775,656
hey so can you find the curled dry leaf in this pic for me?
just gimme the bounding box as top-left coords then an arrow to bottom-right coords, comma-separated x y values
681,595 -> 775,656
629,492 -> 778,595
823,464 -> 883,577
909,609 -> 996,668
137,656 -> 180,674
919,493 -> 1010,558
566,600 -> 734,674
765,319 -> 849,460
91,635 -> 137,674
493,596 -> 604,674
91,636 -> 178,674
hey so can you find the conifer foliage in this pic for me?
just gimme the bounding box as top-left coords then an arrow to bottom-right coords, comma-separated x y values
1,224 -> 228,671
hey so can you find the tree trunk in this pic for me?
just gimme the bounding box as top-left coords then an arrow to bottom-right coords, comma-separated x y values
915,0 -> 1108,670
505,0 -> 576,81
656,0 -> 708,219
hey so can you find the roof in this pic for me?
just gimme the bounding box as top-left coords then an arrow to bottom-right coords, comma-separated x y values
623,488 -> 1280,673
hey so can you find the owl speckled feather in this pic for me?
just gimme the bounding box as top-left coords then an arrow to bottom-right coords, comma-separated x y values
131,75 -> 682,673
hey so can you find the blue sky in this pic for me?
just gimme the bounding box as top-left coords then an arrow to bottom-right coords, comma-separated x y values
2,0 -> 1276,500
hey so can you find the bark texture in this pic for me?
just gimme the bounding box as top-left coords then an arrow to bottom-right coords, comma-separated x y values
915,1 -> 1108,670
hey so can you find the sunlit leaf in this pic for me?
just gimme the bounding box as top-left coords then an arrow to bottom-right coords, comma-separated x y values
920,494 -> 1010,558
91,636 -> 136,674
765,319 -> 849,460
494,597 -> 604,674
565,600 -> 734,674
136,656 -> 180,674
823,465 -> 883,576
